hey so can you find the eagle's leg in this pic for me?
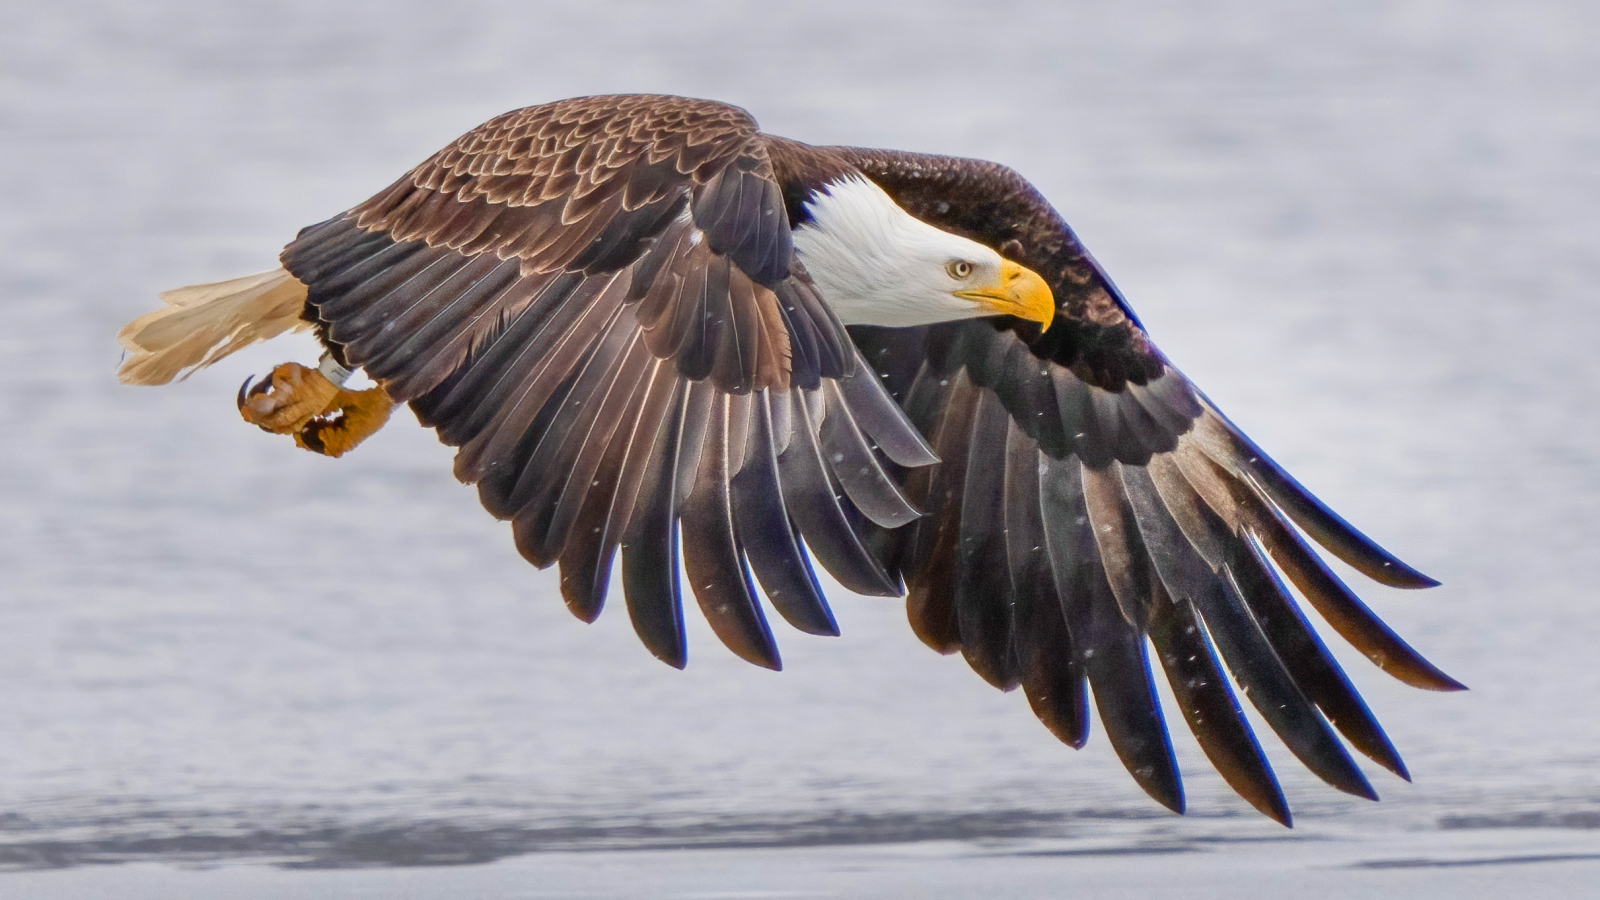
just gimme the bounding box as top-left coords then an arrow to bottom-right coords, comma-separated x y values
237,359 -> 395,458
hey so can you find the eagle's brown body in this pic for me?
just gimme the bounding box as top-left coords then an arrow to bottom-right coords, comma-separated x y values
120,94 -> 1460,825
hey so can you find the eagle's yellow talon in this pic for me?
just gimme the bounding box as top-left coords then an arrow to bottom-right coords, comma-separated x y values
293,385 -> 395,458
238,361 -> 395,456
238,362 -> 340,433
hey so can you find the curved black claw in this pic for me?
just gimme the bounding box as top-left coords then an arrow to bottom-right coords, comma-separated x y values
236,373 -> 272,411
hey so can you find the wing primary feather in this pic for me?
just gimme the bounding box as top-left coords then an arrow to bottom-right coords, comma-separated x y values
286,219 -> 393,281
1008,424 -> 1088,746
455,275 -> 628,485
777,389 -> 901,596
1146,584 -> 1292,826
1248,500 -> 1466,691
555,338 -> 660,622
470,280 -> 631,516
406,273 -> 562,418
1053,371 -> 1114,469
830,351 -> 939,468
1081,463 -> 1153,628
1082,599 -> 1183,813
954,390 -> 1023,689
1017,591 -> 1088,747
356,251 -> 521,357
899,369 -> 980,652
1197,408 -> 1439,588
1145,455 -> 1231,567
426,272 -> 587,449
768,388 -> 794,457
601,360 -> 685,545
680,393 -> 783,669
818,381 -> 922,528
508,305 -> 641,565
731,393 -> 839,636
999,340 -> 1069,456
358,257 -> 526,395
1233,531 -> 1410,780
1121,464 -> 1376,801
672,380 -> 718,509
725,390 -> 755,477
1040,455 -> 1181,811
1151,453 -> 1409,777
307,235 -> 433,317
477,361 -> 583,522
620,378 -> 690,668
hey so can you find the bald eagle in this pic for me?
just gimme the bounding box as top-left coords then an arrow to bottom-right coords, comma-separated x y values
118,94 -> 1461,825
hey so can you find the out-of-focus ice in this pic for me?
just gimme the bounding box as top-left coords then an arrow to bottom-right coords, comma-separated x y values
2,0 -> 1598,880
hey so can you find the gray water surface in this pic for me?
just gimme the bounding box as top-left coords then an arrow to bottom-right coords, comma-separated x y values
2,0 -> 1598,891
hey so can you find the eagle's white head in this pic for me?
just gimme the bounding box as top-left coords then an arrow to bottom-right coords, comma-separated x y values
791,176 -> 1054,329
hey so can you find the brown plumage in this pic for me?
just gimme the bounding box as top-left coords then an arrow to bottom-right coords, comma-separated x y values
123,93 -> 1461,826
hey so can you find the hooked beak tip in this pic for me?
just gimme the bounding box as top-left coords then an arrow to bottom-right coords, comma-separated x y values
1000,260 -> 1055,330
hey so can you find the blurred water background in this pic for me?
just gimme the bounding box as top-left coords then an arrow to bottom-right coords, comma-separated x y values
2,0 -> 1599,894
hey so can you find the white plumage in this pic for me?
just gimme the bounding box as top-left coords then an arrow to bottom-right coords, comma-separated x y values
792,176 -> 1007,327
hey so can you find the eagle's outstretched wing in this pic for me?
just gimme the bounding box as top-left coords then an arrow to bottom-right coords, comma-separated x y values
839,147 -> 1462,823
282,95 -> 935,671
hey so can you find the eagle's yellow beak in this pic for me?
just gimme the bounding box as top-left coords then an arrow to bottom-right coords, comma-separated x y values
956,260 -> 1055,330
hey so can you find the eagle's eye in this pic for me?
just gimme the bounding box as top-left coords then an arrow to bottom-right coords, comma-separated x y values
946,259 -> 974,280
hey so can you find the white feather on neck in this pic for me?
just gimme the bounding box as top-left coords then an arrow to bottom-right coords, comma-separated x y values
791,176 -> 1003,327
